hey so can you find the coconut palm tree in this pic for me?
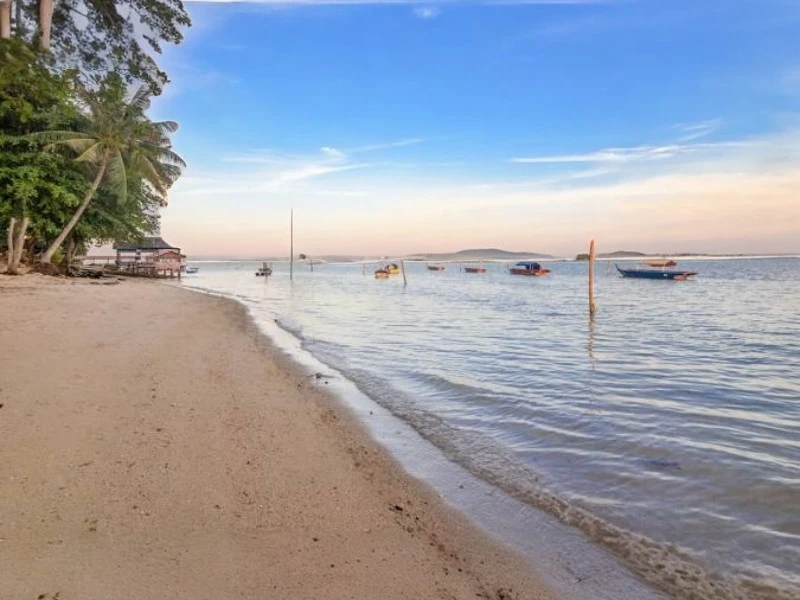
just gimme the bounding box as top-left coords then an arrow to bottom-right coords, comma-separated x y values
32,74 -> 185,266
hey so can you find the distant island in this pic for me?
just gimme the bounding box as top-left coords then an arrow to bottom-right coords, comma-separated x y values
408,248 -> 553,261
574,250 -> 729,260
575,250 -> 647,260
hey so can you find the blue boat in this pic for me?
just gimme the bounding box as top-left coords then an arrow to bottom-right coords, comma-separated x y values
615,264 -> 697,280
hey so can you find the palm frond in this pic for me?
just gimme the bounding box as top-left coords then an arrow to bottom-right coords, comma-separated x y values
75,142 -> 104,163
29,130 -> 93,144
106,148 -> 128,203
128,86 -> 152,112
152,120 -> 179,135
143,145 -> 187,168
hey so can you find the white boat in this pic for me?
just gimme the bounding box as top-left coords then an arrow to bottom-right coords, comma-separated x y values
185,266 -> 199,274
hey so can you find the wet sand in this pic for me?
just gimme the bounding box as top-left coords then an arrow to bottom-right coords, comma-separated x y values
0,275 -> 558,600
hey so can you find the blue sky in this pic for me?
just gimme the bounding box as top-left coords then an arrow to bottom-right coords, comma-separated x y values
149,0 -> 800,257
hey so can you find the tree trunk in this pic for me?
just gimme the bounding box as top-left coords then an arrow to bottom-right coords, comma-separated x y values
5,216 -> 27,275
62,236 -> 76,275
0,0 -> 11,40
40,158 -> 107,265
6,216 -> 17,274
38,0 -> 52,50
13,215 -> 28,269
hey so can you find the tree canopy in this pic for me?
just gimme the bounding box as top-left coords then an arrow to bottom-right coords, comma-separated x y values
0,7 -> 187,274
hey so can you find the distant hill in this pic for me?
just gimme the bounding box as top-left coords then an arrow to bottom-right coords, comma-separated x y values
410,248 -> 553,261
575,250 -> 647,260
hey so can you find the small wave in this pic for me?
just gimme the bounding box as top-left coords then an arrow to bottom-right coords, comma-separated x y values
326,366 -> 798,600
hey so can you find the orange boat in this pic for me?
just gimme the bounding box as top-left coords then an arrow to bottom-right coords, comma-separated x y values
509,261 -> 551,276
374,269 -> 390,279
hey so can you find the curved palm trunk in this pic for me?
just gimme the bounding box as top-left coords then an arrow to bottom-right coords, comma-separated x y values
40,158 -> 107,265
38,0 -> 52,50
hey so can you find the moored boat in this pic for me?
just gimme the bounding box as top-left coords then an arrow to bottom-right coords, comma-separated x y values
384,263 -> 400,275
509,261 -> 551,276
184,266 -> 199,274
643,259 -> 677,268
464,266 -> 487,273
616,264 -> 697,280
427,264 -> 445,271
374,269 -> 390,279
256,264 -> 272,277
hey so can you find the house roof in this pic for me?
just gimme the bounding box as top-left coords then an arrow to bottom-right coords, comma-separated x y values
114,237 -> 180,251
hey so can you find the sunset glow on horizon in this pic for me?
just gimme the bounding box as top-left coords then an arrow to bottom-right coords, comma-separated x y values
148,0 -> 799,258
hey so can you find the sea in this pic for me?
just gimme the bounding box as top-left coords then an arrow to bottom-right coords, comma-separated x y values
178,257 -> 800,599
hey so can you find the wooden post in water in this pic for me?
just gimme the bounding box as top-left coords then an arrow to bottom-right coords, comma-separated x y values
589,239 -> 597,316
400,259 -> 407,287
289,209 -> 294,282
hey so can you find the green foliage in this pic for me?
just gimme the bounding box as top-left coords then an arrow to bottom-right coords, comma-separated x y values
76,176 -> 163,247
14,0 -> 191,93
0,39 -> 86,250
35,73 -> 186,205
1,29 -> 186,267
0,38 -> 78,135
0,135 -> 89,246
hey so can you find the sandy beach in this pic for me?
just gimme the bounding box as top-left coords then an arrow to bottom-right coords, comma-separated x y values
0,275 -> 557,600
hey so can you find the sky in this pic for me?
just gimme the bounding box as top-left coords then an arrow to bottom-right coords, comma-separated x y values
148,0 -> 800,258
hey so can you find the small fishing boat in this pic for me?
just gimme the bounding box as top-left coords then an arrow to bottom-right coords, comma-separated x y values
184,266 -> 199,274
464,266 -> 487,273
643,259 -> 677,268
615,264 -> 697,280
256,265 -> 273,277
374,269 -> 390,279
509,261 -> 551,276
384,263 -> 400,275
427,264 -> 446,271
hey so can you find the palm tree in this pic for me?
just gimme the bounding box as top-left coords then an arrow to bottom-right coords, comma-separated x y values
32,75 -> 185,266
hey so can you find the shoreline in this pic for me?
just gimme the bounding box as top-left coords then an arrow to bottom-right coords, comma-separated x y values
176,274 -> 799,600
181,283 -> 669,600
1,275 -> 560,600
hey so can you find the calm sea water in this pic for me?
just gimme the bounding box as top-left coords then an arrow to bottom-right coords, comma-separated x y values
181,258 -> 800,597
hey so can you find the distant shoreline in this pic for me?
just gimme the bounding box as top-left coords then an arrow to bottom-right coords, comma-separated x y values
175,254 -> 800,264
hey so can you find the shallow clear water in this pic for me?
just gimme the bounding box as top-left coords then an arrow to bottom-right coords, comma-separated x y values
181,258 -> 800,595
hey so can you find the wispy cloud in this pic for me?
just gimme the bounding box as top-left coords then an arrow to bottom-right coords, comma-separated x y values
348,138 -> 425,153
673,119 -> 722,142
163,129 -> 800,256
208,137 -> 424,191
413,6 -> 440,18
510,140 -> 748,164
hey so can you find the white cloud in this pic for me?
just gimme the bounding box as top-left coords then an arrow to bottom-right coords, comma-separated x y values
161,129 -> 800,257
510,140 -> 750,164
348,138 -> 425,153
673,119 -> 722,142
413,6 -> 441,19
320,146 -> 346,159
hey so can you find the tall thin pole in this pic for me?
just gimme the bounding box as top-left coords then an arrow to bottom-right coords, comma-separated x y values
289,209 -> 294,282
400,259 -> 407,287
589,239 -> 597,316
